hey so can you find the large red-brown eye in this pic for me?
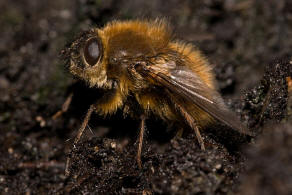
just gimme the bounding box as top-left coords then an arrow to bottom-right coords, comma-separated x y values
84,37 -> 102,66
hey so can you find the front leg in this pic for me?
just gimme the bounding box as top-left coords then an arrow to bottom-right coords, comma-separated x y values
52,93 -> 73,120
65,104 -> 95,176
73,104 -> 95,144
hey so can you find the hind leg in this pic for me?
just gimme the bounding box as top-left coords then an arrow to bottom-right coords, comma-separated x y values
175,104 -> 205,150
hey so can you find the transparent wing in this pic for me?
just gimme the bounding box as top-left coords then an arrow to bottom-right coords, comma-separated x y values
134,62 -> 251,135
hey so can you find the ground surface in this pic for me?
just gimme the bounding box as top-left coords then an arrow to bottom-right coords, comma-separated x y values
1,0 -> 292,194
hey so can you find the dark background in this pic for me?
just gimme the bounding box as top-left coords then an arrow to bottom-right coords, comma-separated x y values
1,0 -> 292,194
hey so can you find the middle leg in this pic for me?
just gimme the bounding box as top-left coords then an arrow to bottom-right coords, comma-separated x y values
136,115 -> 146,169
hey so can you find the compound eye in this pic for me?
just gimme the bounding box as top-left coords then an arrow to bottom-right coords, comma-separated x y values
84,38 -> 101,66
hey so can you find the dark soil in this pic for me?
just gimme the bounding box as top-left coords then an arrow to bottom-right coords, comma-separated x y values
1,0 -> 292,194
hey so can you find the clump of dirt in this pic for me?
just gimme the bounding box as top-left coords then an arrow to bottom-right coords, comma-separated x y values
65,135 -> 243,194
241,58 -> 291,131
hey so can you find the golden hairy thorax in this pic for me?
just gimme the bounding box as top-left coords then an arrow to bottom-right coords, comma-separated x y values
71,20 -> 216,125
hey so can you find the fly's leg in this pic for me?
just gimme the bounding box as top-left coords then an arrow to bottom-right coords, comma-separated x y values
175,104 -> 205,150
136,115 -> 146,169
73,105 -> 95,145
65,104 -> 95,176
52,93 -> 73,120
166,90 -> 205,150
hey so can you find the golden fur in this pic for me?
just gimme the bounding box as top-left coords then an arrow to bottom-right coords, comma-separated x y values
69,19 -> 216,126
